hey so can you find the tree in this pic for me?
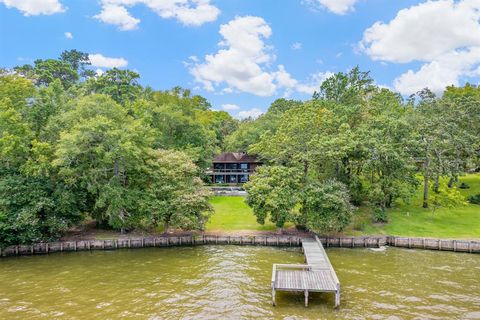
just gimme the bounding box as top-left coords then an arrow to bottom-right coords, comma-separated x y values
132,98 -> 217,170
300,180 -> 355,234
27,79 -> 66,136
244,166 -> 302,230
0,171 -> 84,247
51,94 -> 213,232
413,88 -> 479,207
137,150 -> 213,231
360,89 -> 418,210
0,74 -> 35,112
224,99 -> 301,152
0,98 -> 32,169
85,68 -> 141,105
52,95 -> 154,230
59,49 -> 91,74
313,66 -> 374,105
429,182 -> 465,218
33,59 -> 79,88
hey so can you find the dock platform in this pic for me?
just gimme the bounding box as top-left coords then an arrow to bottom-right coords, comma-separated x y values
271,236 -> 340,307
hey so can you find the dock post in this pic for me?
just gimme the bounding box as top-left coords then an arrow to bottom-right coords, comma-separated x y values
304,290 -> 309,307
272,287 -> 276,306
335,283 -> 341,308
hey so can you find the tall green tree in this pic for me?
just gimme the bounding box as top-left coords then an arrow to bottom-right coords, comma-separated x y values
85,68 -> 141,105
59,49 -> 92,78
244,166 -> 302,230
52,95 -> 154,230
137,149 -> 212,231
33,59 -> 79,88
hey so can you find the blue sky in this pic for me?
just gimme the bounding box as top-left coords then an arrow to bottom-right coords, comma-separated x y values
1,0 -> 480,118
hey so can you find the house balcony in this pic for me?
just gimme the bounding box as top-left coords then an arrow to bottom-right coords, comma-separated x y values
205,169 -> 255,174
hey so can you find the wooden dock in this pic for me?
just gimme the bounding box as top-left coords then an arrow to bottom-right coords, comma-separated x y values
271,235 -> 340,307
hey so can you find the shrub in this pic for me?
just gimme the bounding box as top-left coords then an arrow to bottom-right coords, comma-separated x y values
300,180 -> 356,234
459,182 -> 470,189
468,194 -> 480,205
372,208 -> 388,223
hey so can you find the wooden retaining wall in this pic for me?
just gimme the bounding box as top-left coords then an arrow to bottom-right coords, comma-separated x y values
317,236 -> 389,248
0,235 -> 303,258
316,236 -> 480,253
0,235 -> 479,258
387,236 -> 480,253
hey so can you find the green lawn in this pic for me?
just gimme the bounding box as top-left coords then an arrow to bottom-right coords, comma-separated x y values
347,174 -> 480,239
206,196 -> 293,231
206,174 -> 480,239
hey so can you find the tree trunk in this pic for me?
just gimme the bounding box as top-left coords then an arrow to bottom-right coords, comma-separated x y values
164,222 -> 172,234
447,176 -> 457,188
448,177 -> 454,188
386,194 -> 393,208
434,174 -> 440,193
423,174 -> 429,208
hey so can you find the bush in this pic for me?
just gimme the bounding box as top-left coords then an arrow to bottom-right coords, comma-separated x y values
459,182 -> 470,189
468,194 -> 480,205
300,180 -> 356,234
372,208 -> 388,223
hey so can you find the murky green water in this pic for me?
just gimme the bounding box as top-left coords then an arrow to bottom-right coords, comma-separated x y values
0,246 -> 479,319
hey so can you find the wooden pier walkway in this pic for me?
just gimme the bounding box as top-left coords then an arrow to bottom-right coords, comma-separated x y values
271,236 -> 340,307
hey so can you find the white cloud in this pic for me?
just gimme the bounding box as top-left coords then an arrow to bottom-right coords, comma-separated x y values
394,47 -> 480,95
0,0 -> 65,16
190,15 -> 331,97
296,71 -> 335,95
273,65 -> 334,96
94,0 -> 219,30
360,0 -> 480,63
291,42 -> 302,50
64,31 -> 73,39
360,0 -> 480,95
303,0 -> 358,15
222,104 -> 240,111
94,4 -> 140,31
190,16 -> 276,96
89,54 -> 129,68
238,108 -> 263,119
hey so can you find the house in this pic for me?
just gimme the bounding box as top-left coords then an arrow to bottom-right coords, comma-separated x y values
206,152 -> 262,184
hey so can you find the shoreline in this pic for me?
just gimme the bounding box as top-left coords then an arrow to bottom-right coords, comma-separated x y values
1,234 -> 479,258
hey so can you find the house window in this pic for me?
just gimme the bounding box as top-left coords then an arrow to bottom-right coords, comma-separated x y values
239,163 -> 249,171
239,174 -> 248,183
215,175 -> 225,184
227,175 -> 237,183
214,163 -> 225,170
226,163 -> 238,170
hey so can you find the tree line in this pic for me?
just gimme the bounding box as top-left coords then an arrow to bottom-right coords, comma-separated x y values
0,50 -> 238,247
1,51 -> 479,246
235,68 -> 479,233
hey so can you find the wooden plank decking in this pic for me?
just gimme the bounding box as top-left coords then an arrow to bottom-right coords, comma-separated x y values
271,236 -> 340,307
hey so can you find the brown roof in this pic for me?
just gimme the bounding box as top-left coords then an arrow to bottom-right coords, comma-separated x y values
213,152 -> 260,163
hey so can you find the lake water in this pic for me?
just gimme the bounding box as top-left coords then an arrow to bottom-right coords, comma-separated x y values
0,245 -> 479,319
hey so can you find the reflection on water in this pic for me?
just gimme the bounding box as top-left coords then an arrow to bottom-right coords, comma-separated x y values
0,245 -> 479,319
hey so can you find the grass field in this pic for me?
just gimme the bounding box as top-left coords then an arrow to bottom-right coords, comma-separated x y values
348,174 -> 480,239
206,196 -> 293,231
206,174 -> 480,239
